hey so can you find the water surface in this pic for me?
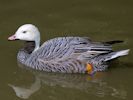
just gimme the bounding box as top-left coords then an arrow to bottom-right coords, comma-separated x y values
0,0 -> 133,100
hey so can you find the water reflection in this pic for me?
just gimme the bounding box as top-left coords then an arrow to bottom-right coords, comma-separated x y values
8,76 -> 41,99
8,63 -> 127,99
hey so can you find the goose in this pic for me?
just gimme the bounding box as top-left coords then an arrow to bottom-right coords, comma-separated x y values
8,24 -> 130,74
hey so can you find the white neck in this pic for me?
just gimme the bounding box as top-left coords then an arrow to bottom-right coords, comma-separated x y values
33,38 -> 40,52
33,41 -> 40,52
33,30 -> 41,52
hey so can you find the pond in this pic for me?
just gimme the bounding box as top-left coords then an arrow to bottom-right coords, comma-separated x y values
0,0 -> 132,100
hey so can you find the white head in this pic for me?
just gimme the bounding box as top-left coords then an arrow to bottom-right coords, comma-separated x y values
8,24 -> 40,51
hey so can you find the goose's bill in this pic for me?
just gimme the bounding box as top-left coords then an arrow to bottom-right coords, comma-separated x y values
8,34 -> 19,41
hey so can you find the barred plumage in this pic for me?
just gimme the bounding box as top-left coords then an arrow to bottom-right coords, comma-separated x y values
8,24 -> 130,74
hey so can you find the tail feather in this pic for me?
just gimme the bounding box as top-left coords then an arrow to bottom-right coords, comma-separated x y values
103,40 -> 124,45
104,49 -> 130,61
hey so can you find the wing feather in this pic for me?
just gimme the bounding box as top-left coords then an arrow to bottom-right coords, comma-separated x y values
29,37 -> 113,62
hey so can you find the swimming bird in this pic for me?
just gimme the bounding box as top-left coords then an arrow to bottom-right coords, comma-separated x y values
8,24 -> 130,74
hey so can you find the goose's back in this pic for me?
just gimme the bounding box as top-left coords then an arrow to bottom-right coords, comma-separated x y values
29,37 -> 92,61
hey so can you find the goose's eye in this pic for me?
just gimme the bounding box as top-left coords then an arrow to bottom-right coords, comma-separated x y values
22,31 -> 27,33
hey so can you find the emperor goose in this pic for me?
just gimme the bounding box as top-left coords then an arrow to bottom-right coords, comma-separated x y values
8,24 -> 130,74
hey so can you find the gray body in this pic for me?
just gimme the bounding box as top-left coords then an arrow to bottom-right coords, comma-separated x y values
17,37 -> 128,74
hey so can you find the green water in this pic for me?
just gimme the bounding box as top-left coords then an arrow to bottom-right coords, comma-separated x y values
0,0 -> 133,100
